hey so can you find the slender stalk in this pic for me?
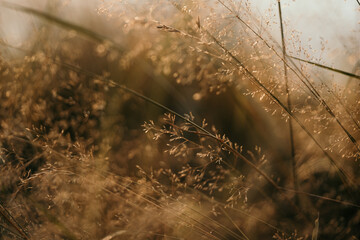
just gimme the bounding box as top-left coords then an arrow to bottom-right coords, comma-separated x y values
277,0 -> 298,202
219,207 -> 250,240
288,55 -> 360,80
0,203 -> 30,240
0,223 -> 26,239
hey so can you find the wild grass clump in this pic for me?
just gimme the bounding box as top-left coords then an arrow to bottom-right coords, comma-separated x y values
0,0 -> 359,239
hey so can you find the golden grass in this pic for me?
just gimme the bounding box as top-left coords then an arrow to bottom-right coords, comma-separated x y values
0,1 -> 359,239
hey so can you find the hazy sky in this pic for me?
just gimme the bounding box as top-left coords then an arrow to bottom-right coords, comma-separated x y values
250,0 -> 359,72
1,0 -> 359,77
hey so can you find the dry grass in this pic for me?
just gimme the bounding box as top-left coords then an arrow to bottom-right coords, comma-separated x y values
0,0 -> 359,239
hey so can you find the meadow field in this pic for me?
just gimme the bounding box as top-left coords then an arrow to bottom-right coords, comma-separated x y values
0,0 -> 359,239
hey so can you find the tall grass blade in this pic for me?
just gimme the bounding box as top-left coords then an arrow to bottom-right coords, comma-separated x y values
0,203 -> 30,240
277,0 -> 298,198
311,213 -> 319,240
288,55 -> 360,80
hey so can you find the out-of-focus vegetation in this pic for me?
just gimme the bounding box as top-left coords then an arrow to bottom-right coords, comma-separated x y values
0,0 -> 359,239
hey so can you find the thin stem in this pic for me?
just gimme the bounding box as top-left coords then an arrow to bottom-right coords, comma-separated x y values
288,55 -> 360,80
277,0 -> 298,202
0,203 -> 30,240
0,223 -> 26,239
219,207 -> 250,240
